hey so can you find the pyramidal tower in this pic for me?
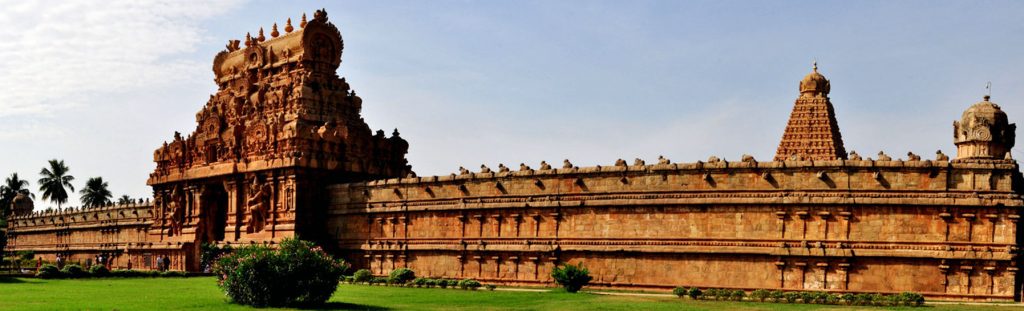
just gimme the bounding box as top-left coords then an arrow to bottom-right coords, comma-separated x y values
774,62 -> 847,161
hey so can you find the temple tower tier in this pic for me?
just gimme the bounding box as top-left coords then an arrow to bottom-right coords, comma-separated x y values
774,62 -> 847,161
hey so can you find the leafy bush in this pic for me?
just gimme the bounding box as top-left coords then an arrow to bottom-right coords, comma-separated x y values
687,287 -> 702,300
824,293 -> 840,305
458,279 -> 482,290
89,265 -> 109,276
769,290 -> 784,302
353,269 -> 372,283
485,284 -> 496,291
750,289 -> 770,302
799,291 -> 815,304
161,271 -> 187,277
672,287 -> 687,298
551,262 -> 592,293
199,243 -> 232,273
36,264 -> 62,279
60,264 -> 87,278
213,238 -> 348,308
840,293 -> 855,305
389,268 -> 416,285
730,290 -> 745,301
370,277 -> 388,285
782,291 -> 799,303
898,292 -> 925,306
438,279 -> 450,289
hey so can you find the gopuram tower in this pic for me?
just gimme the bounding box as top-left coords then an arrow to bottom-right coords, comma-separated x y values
146,10 -> 411,255
775,62 -> 847,161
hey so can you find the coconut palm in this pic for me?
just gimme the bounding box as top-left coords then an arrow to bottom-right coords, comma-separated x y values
80,177 -> 113,208
117,194 -> 132,205
38,159 -> 75,209
1,172 -> 33,216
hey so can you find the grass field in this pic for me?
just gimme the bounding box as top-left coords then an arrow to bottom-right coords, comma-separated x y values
0,276 -> 1020,310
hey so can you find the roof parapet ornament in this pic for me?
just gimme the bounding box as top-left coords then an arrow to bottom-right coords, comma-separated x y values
313,8 -> 328,22
300,13 -> 307,28
257,27 -> 266,42
271,23 -> 280,38
285,18 -> 294,33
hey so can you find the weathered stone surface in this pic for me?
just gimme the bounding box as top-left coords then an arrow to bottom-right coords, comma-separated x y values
5,11 -> 1023,302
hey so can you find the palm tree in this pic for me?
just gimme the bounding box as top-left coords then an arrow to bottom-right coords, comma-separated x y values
1,172 -> 33,216
117,194 -> 132,205
38,159 -> 75,209
80,177 -> 113,208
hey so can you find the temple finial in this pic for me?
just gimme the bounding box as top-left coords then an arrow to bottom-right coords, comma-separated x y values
812,59 -> 818,72
244,32 -> 252,47
257,27 -> 266,42
271,23 -> 280,38
300,13 -> 307,28
285,18 -> 294,33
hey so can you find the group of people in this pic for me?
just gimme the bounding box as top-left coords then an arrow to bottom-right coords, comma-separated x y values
154,255 -> 172,271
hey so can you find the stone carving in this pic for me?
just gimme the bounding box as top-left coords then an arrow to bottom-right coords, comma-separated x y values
707,156 -> 720,163
658,156 -> 671,165
634,158 -> 646,166
519,163 -> 532,171
498,164 -> 510,173
167,187 -> 185,236
615,159 -> 627,167
741,154 -> 755,163
245,177 -> 270,233
953,95 -> 1016,159
935,150 -> 949,161
907,152 -> 921,161
539,161 -> 551,170
480,165 -> 492,174
849,151 -> 862,161
775,63 -> 846,161
562,159 -> 573,169
877,151 -> 892,161
459,167 -> 471,175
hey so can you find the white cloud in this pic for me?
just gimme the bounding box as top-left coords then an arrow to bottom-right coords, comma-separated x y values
0,0 -> 244,117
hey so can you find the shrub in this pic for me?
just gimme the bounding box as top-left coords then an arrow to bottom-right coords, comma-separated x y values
370,277 -> 388,286
424,279 -> 438,288
840,293 -> 855,305
687,287 -> 702,300
551,262 -> 592,293
412,277 -> 427,287
161,271 -> 187,277
213,238 -> 348,308
458,279 -> 482,290
438,279 -> 450,289
769,290 -> 784,302
36,264 -> 62,279
89,265 -> 109,276
730,290 -> 746,301
60,264 -> 87,278
898,292 -> 925,306
799,291 -> 815,304
868,293 -> 884,306
485,284 -> 496,291
824,293 -> 840,305
672,287 -> 687,298
389,268 -> 416,285
750,289 -> 770,302
343,276 -> 354,284
782,291 -> 799,303
199,243 -> 232,273
353,269 -> 372,283
703,288 -> 717,300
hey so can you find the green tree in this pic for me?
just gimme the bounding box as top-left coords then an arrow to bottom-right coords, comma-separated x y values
38,159 -> 75,209
80,177 -> 113,208
117,194 -> 132,205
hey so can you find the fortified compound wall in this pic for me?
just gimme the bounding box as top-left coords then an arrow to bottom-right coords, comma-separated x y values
5,203 -> 193,271
3,9 -> 1022,303
327,158 -> 1024,300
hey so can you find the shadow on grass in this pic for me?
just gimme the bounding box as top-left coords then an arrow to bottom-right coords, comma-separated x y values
298,302 -> 390,310
0,277 -> 25,283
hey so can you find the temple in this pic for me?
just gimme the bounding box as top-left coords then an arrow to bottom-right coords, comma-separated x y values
5,10 -> 1024,302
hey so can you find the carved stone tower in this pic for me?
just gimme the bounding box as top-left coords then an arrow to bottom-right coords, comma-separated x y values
146,10 -> 412,261
954,95 -> 1016,160
774,63 -> 847,161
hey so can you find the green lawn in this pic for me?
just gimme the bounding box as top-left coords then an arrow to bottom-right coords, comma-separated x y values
0,277 -> 1019,310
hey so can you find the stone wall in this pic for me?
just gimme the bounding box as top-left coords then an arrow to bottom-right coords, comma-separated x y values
326,158 -> 1024,301
5,203 -> 191,271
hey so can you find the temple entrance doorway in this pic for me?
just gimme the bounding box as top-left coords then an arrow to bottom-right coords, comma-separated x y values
198,183 -> 229,242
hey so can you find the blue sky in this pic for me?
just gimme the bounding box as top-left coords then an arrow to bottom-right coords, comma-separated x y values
1,1 -> 1021,208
